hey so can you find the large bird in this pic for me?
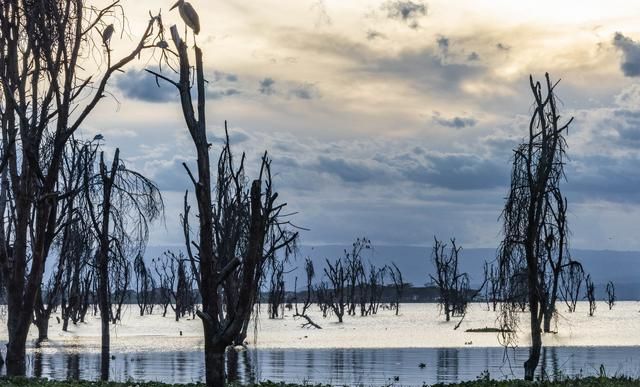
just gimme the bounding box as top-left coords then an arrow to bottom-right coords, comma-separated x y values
170,0 -> 200,35
102,24 -> 115,47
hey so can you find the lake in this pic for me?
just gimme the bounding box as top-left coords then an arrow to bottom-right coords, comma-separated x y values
9,346 -> 640,386
1,302 -> 639,386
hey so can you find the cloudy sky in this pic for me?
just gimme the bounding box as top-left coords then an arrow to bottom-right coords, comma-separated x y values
81,0 -> 640,250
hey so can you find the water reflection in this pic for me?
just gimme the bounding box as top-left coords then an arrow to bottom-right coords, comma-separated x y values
436,348 -> 459,384
2,346 -> 639,386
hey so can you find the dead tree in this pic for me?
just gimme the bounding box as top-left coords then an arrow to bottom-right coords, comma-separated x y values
560,260 -> 584,313
483,262 -> 500,311
345,238 -> 370,316
84,149 -> 163,380
293,258 -> 321,329
153,252 -> 177,317
60,222 -> 94,330
496,74 -> 572,381
324,257 -> 347,322
367,264 -> 386,315
134,254 -> 155,316
147,25 -> 298,387
430,237 -> 470,322
0,0 -> 163,375
267,260 -> 286,319
315,281 -> 331,318
34,140 -> 97,340
606,281 -> 615,310
586,274 -> 596,316
387,262 -> 405,315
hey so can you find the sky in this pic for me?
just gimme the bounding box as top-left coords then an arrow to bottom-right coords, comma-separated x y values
80,0 -> 640,250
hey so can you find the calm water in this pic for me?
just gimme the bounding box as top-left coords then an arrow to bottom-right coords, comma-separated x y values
6,346 -> 640,386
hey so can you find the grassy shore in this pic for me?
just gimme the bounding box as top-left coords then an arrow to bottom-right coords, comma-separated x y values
1,377 -> 640,387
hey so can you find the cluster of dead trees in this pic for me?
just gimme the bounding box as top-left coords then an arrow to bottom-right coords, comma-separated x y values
266,238 -> 407,328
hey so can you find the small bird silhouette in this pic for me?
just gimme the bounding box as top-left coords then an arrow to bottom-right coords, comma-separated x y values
102,24 -> 115,47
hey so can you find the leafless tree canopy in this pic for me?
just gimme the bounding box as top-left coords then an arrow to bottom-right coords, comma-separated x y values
496,73 -> 573,380
148,25 -> 298,387
430,237 -> 470,322
0,0 -> 163,375
83,148 -> 163,380
560,260 -> 584,313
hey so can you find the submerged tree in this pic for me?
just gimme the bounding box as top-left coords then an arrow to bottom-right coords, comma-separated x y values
387,262 -> 405,315
430,237 -> 471,322
323,257 -> 348,323
0,0 -> 163,374
293,258 -> 322,329
84,149 -> 163,380
586,274 -> 596,317
134,254 -> 156,316
496,73 -> 573,380
148,25 -> 298,387
483,262 -> 500,312
606,281 -> 615,310
560,260 -> 584,313
267,260 -> 286,319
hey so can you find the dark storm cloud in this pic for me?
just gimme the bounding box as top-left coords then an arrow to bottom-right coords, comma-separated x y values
381,0 -> 427,29
315,156 -> 384,183
613,32 -> 640,77
259,78 -> 276,95
433,115 -> 477,129
116,70 -> 177,103
365,48 -> 485,94
610,109 -> 640,145
402,153 -> 506,190
567,154 -> 640,202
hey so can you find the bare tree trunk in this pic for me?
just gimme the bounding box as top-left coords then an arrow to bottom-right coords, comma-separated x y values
204,334 -> 226,387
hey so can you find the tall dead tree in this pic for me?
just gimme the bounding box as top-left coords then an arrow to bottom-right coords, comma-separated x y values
148,25 -> 298,387
0,0 -> 163,374
84,149 -> 163,380
497,73 -> 572,381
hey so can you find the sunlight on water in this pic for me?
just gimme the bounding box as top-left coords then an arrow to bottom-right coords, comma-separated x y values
0,302 -> 639,385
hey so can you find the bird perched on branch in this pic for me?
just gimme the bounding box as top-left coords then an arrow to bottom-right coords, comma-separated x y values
170,0 -> 200,35
102,24 -> 115,47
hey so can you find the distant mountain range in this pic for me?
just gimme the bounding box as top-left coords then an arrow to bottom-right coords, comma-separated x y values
144,244 -> 640,301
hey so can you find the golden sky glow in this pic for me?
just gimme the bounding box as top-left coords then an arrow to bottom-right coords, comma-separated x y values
87,0 -> 640,249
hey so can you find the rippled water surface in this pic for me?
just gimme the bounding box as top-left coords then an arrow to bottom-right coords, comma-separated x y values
9,346 -> 640,386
